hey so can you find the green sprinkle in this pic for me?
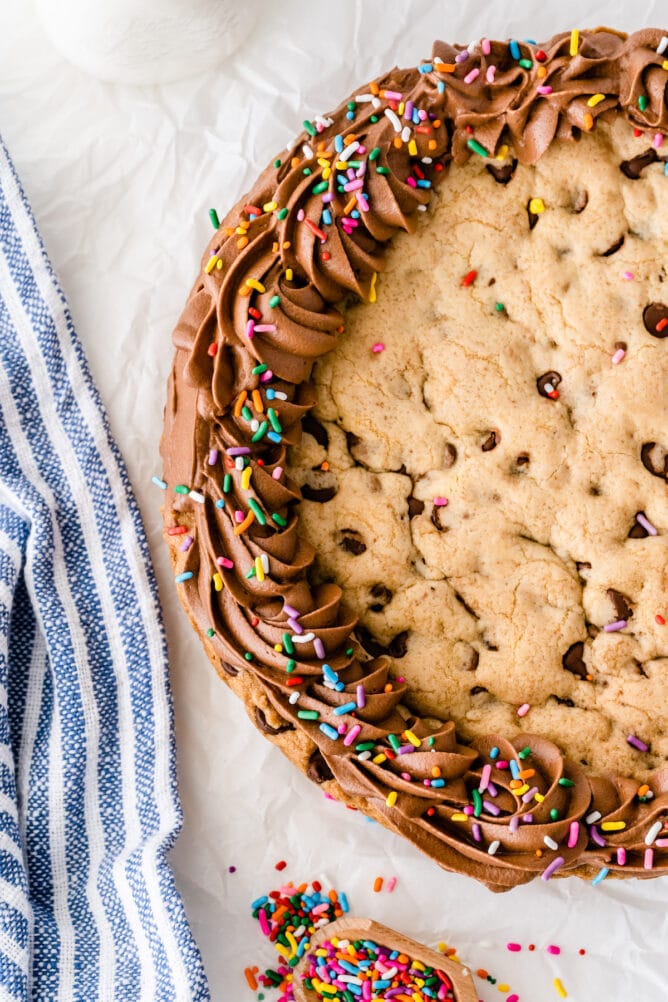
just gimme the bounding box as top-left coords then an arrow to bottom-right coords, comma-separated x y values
283,632 -> 294,655
370,114 -> 379,123
247,498 -> 266,525
466,138 -> 489,158
245,567 -> 256,579
558,778 -> 575,787
303,119 -> 317,137
639,94 -> 648,112
267,407 -> 282,433
273,159 -> 282,169
347,101 -> 356,111
269,294 -> 280,308
303,167 -> 312,176
355,742 -> 375,752
495,302 -> 505,312
286,659 -> 296,672
427,736 -> 436,747
345,647 -> 354,657
298,710 -> 320,720
206,627 -> 215,637
369,146 -> 381,161
251,421 -> 269,442
518,746 -> 532,760
174,484 -> 189,495
272,512 -> 287,526
472,788 -> 483,817
252,363 -> 269,374
277,207 -> 288,220
519,58 -> 533,69
376,166 -> 391,175
550,808 -> 560,821
312,180 -> 329,195
208,208 -> 220,229
244,652 -> 253,661
223,473 -> 232,493
388,733 -> 401,752
241,405 -> 253,421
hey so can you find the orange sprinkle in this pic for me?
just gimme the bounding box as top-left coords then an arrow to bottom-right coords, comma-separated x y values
536,849 -> 543,858
584,112 -> 594,131
233,390 -> 248,417
373,876 -> 383,893
344,196 -> 357,215
244,968 -> 258,991
477,969 -> 489,979
519,769 -> 536,780
237,236 -> 248,249
428,140 -> 438,150
509,779 -> 523,790
537,65 -> 548,79
233,511 -> 255,535
638,784 -> 650,797
433,62 -> 456,73
369,81 -> 380,95
291,156 -> 301,168
252,389 -> 264,413
343,133 -> 358,146
393,136 -> 403,149
320,461 -> 330,471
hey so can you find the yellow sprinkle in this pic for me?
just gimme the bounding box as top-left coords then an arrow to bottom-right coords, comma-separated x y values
398,102 -> 405,115
205,255 -> 218,274
369,271 -> 378,304
554,978 -> 568,998
587,93 -> 605,107
497,985 -> 510,993
451,813 -> 468,822
317,158 -> 330,168
213,573 -> 222,593
412,961 -> 425,972
373,754 -> 387,765
241,466 -> 252,490
408,139 -> 418,156
263,201 -> 278,212
386,791 -> 398,807
570,29 -> 579,56
663,60 -> 668,71
286,930 -> 298,957
404,730 -> 421,748
274,943 -> 290,959
246,278 -> 266,293
286,268 -> 293,281
216,258 -> 224,268
335,161 -> 348,170
255,556 -> 265,582
319,986 -> 337,997
515,784 -> 530,797
601,821 -> 626,831
437,943 -> 447,953
322,167 -> 331,180
235,225 -> 247,235
534,792 -> 545,803
496,144 -> 509,161
529,197 -> 545,214
273,644 -> 283,652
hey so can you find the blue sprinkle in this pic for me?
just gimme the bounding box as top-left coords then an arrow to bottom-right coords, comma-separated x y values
215,499 -> 225,509
375,981 -> 391,990
333,701 -> 357,716
416,179 -> 432,188
431,778 -> 446,788
267,431 -> 282,443
266,387 -> 275,400
346,986 -> 362,997
322,208 -> 332,225
297,937 -> 308,957
152,476 -> 167,489
490,746 -> 499,759
592,866 -> 609,886
340,892 -> 349,913
346,110 -> 355,120
339,960 -> 359,974
664,162 -> 668,176
335,134 -> 344,153
319,722 -> 339,740
334,681 -> 345,692
412,109 -> 421,125
437,80 -> 445,93
524,37 -> 537,44
509,759 -> 521,780
509,39 -> 521,60
419,62 -> 433,73
175,572 -> 193,583
251,895 -> 269,909
337,173 -> 349,185
248,213 -> 257,221
351,209 -> 360,219
322,664 -> 338,682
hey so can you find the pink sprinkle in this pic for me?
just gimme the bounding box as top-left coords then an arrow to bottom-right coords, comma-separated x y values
217,556 -> 234,569
283,603 -> 300,617
611,348 -> 626,365
508,996 -> 519,1002
507,942 -> 522,952
234,510 -> 244,523
455,50 -> 469,64
463,805 -> 474,816
344,178 -> 364,192
343,724 -> 361,746
208,449 -> 219,465
260,369 -> 274,382
401,772 -> 412,781
246,320 -> 255,339
406,176 -> 417,188
357,192 -> 369,212
386,876 -> 397,893
636,512 -> 658,535
653,132 -> 664,149
372,342 -> 385,353
272,466 -> 283,480
517,703 -> 530,717
644,848 -> 654,869
622,270 -> 634,280
604,620 -> 627,633
472,822 -> 482,842
568,821 -> 580,848
617,846 -> 627,865
254,324 -> 276,333
482,38 -> 491,55
655,838 -> 668,847
337,723 -> 347,735
479,763 -> 492,793
537,85 -> 553,95
258,908 -> 270,936
433,496 -> 448,507
297,208 -> 305,221
287,617 -> 303,634
547,945 -> 561,956
486,65 -> 496,83
383,90 -> 403,100
464,67 -> 480,84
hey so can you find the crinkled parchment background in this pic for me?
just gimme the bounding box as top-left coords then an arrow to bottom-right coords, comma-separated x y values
1,2 -> 667,999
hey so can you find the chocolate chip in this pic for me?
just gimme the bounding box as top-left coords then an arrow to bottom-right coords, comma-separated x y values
641,441 -> 668,479
467,648 -> 480,670
346,431 -> 362,450
571,189 -> 589,213
600,234 -> 625,257
537,371 -> 562,398
628,512 -> 649,538
470,685 -> 488,695
576,561 -> 591,572
527,199 -> 540,230
454,590 -> 479,619
355,625 -> 387,659
307,749 -> 333,784
482,430 -> 499,452
254,706 -> 294,735
516,453 -> 530,466
301,484 -> 337,502
642,302 -> 668,338
431,507 -> 448,531
615,341 -> 627,352
340,535 -> 367,555
620,148 -> 659,179
408,496 -> 425,518
369,583 -> 393,609
302,412 -> 329,447
552,695 -> 575,707
221,660 -> 239,677
485,158 -> 518,184
444,443 -> 458,467
607,588 -> 633,621
388,631 -> 409,658
563,641 -> 587,678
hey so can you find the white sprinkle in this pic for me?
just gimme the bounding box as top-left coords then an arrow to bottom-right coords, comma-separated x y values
302,143 -> 314,159
357,750 -> 372,761
339,141 -> 360,162
372,97 -> 382,110
339,977 -> 363,986
543,382 -> 554,394
273,390 -> 288,401
488,840 -> 500,856
260,554 -> 270,573
250,419 -> 260,432
291,631 -> 316,644
384,108 -> 402,132
189,490 -> 205,504
586,810 -> 602,825
314,115 -> 334,128
355,93 -> 376,102
417,204 -> 428,212
544,835 -> 559,851
235,455 -> 246,468
645,820 -> 663,845
657,36 -> 668,55
288,692 -> 300,705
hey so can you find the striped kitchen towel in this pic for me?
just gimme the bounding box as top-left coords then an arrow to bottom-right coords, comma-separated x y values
0,137 -> 210,1000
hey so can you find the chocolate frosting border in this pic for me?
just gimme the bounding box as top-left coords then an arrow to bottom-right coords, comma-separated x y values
160,27 -> 668,892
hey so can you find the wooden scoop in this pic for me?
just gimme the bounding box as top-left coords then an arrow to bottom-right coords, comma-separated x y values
292,916 -> 478,1002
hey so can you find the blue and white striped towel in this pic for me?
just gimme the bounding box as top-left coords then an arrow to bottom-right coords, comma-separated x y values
0,137 -> 210,999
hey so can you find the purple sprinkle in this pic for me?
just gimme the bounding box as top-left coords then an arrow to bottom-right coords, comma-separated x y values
636,512 -> 658,536
627,734 -> 649,752
604,619 -> 627,633
487,781 -> 499,797
455,49 -> 469,63
522,786 -> 539,804
522,813 -> 534,823
179,535 -> 193,552
590,825 -> 607,848
472,822 -> 482,842
227,447 -> 251,457
228,865 -> 236,873
356,684 -> 366,708
541,855 -> 565,881
397,744 -> 415,755
283,603 -> 300,618
483,800 -> 500,816
208,449 -> 219,465
509,815 -> 519,833
287,617 -> 303,634
314,637 -> 325,659
404,100 -> 414,120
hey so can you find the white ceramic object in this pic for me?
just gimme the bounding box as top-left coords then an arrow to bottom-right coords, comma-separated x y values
35,0 -> 256,85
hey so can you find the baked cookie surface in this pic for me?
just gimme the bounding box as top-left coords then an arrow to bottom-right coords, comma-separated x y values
161,28 -> 668,891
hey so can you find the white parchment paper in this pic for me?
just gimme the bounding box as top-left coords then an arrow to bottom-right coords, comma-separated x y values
1,2 -> 667,999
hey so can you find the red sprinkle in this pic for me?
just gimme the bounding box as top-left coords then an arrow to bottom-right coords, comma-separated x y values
656,614 -> 666,625
305,218 -> 328,242
322,250 -> 331,261
251,616 -> 259,627
528,944 -> 535,951
248,307 -> 262,320
207,343 -> 218,356
535,49 -> 547,61
633,127 -> 643,137
167,526 -> 188,536
656,317 -> 668,332
461,269 -> 478,287
244,204 -> 261,216
285,677 -> 304,686
274,860 -> 287,871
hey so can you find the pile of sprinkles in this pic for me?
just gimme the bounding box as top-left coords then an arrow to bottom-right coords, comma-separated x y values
161,27 -> 668,892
